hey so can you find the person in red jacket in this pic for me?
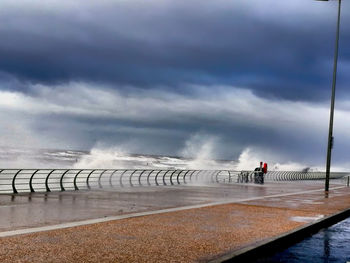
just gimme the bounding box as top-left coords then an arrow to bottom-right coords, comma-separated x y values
263,162 -> 268,174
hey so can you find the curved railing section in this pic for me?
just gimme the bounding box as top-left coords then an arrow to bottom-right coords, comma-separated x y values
266,171 -> 347,181
237,171 -> 349,183
0,169 -> 349,194
0,169 -> 236,194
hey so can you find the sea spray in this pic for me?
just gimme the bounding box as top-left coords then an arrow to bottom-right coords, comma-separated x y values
235,147 -> 321,171
1,145 -> 347,172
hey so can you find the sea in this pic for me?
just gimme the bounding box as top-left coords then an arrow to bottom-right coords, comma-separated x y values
0,147 -> 236,170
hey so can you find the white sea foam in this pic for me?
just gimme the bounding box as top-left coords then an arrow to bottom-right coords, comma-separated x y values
235,147 -> 323,172
0,143 -> 347,172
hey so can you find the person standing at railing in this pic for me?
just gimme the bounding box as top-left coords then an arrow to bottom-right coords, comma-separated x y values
254,162 -> 267,184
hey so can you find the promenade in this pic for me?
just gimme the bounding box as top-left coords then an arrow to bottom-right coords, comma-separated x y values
0,181 -> 349,262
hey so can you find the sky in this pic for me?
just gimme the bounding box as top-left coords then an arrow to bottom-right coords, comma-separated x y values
0,0 -> 349,169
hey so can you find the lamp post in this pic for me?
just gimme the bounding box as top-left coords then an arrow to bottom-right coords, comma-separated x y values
316,0 -> 342,192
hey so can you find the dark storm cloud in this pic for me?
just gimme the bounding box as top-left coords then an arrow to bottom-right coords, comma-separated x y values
1,0 -> 350,169
0,0 -> 349,101
2,83 -> 349,166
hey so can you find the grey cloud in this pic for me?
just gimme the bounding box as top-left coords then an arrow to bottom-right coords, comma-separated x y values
1,82 -> 349,166
1,0 -> 350,169
0,0 -> 349,101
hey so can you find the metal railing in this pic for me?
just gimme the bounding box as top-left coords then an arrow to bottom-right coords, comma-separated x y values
266,171 -> 347,181
0,169 -> 349,194
0,169 -> 237,194
237,171 -> 349,183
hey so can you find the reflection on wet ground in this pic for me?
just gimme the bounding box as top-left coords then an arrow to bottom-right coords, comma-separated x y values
255,216 -> 350,263
0,181 -> 329,231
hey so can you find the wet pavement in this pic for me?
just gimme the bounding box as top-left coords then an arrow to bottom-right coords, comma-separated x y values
0,181 -> 349,262
0,181 -> 331,231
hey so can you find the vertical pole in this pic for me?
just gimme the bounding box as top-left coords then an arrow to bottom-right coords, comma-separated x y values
325,0 -> 341,192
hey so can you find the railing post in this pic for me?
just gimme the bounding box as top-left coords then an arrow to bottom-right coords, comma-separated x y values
162,170 -> 170,185
347,176 -> 349,187
119,170 -> 128,187
29,169 -> 39,193
60,170 -> 70,191
215,170 -> 220,183
73,170 -> 83,191
189,170 -> 197,182
155,170 -> 162,186
176,170 -> 183,185
183,170 -> 191,184
210,170 -> 215,182
138,170 -> 147,186
12,170 -> 22,194
109,170 -> 119,187
86,170 -> 96,189
45,169 -> 56,192
98,170 -> 107,188
129,170 -> 138,187
147,170 -> 154,186
196,170 -> 201,181
169,170 -> 177,185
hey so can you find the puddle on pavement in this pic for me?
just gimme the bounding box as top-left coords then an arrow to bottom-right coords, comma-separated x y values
289,215 -> 324,223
